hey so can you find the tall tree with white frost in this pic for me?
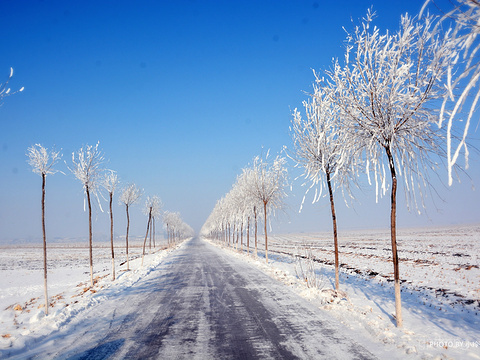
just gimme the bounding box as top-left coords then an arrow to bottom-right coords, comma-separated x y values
290,84 -> 359,291
103,170 -> 119,281
69,142 -> 104,287
27,144 -> 61,315
0,67 -> 24,105
119,183 -> 142,270
248,153 -> 288,263
327,11 -> 454,327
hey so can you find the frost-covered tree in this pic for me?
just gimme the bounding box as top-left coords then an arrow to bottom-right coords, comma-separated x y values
103,170 -> 119,281
237,167 -> 262,256
163,211 -> 193,246
290,84 -> 359,291
248,153 -> 288,263
420,0 -> 480,185
201,198 -> 228,245
119,183 -> 142,270
163,211 -> 174,246
141,195 -> 162,266
27,144 -> 61,315
69,142 -> 104,287
0,67 -> 24,106
327,11 -> 454,327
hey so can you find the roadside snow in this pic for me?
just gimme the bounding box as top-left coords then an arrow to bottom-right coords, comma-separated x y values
0,240 -> 187,356
205,225 -> 480,360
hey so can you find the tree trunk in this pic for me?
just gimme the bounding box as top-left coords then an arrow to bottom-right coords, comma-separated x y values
228,223 -> 231,247
142,211 -> 152,266
247,217 -> 250,255
240,222 -> 243,252
169,224 -> 171,246
326,172 -> 339,291
110,192 -> 115,281
254,206 -> 258,258
42,173 -> 48,315
222,223 -> 225,245
125,204 -> 130,270
86,185 -> 94,287
153,217 -> 156,249
149,213 -> 152,253
264,201 -> 268,263
386,146 -> 402,328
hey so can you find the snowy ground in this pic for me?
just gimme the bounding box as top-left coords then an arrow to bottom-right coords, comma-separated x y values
207,224 -> 480,360
0,238 -> 178,355
0,225 -> 479,359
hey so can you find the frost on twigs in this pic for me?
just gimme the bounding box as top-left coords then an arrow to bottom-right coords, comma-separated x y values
0,67 -> 24,106
422,0 -> 480,185
143,195 -> 163,219
119,183 -> 142,207
27,144 -> 62,176
102,170 -> 119,196
69,142 -> 105,210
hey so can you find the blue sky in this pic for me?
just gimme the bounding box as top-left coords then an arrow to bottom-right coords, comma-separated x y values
0,0 -> 478,242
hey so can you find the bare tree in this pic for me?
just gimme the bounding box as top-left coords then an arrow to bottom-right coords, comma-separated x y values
248,153 -> 288,263
327,10 -> 453,327
141,196 -> 162,266
119,183 -> 142,270
103,170 -> 119,281
27,144 -> 61,315
290,84 -> 359,291
0,67 -> 24,106
69,142 -> 104,287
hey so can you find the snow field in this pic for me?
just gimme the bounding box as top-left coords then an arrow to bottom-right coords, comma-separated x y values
205,224 -> 480,360
0,238 -> 186,356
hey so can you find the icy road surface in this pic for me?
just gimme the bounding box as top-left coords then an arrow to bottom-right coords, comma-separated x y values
13,238 -> 383,359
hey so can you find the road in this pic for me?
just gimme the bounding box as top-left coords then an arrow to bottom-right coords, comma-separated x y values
13,237 -> 381,359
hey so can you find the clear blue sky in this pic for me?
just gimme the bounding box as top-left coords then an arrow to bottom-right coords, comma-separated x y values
0,0 -> 478,242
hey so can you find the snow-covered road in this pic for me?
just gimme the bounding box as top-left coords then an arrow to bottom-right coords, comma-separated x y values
8,238 -> 387,359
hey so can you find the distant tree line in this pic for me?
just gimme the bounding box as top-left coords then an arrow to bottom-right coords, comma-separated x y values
201,152 -> 288,264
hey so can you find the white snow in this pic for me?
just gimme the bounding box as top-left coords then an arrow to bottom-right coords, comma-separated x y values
205,224 -> 480,360
1,225 -> 479,359
0,239 -> 184,356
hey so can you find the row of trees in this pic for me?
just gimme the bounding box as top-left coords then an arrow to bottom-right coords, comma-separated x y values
203,1 -> 479,330
27,143 -> 194,315
291,1 -> 480,329
201,152 -> 288,263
